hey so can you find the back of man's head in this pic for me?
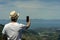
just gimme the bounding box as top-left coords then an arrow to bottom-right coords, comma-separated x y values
9,11 -> 19,22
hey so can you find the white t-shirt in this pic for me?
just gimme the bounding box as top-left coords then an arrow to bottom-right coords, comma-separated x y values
2,22 -> 26,40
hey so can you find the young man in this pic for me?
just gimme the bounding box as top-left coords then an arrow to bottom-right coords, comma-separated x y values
2,11 -> 30,40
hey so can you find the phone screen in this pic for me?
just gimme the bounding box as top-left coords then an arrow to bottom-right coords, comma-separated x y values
26,16 -> 29,22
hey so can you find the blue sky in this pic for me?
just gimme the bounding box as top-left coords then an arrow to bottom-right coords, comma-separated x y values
0,0 -> 60,19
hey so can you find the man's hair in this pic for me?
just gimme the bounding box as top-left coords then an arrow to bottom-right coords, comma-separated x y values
11,17 -> 18,22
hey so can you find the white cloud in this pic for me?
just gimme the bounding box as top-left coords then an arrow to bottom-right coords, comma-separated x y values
7,0 -> 60,9
10,1 -> 43,8
0,0 -> 60,19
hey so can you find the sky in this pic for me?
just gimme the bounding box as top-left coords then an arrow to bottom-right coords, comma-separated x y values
0,0 -> 60,19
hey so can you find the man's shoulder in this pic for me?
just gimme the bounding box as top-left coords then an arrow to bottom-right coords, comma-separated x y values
5,23 -> 11,26
20,23 -> 23,25
20,23 -> 26,27
5,23 -> 26,27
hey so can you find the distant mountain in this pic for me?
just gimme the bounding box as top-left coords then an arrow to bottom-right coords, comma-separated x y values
0,19 -> 60,29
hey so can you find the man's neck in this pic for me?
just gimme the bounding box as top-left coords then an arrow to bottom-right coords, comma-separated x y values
11,21 -> 17,23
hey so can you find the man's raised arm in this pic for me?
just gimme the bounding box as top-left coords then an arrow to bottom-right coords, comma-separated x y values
26,19 -> 30,29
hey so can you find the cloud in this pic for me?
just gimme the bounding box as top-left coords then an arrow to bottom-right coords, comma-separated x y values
0,0 -> 60,19
7,0 -> 60,9
7,1 -> 42,8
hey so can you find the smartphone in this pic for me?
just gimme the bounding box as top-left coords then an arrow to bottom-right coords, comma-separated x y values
26,16 -> 29,22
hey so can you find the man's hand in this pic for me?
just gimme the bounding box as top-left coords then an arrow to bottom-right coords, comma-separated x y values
26,19 -> 31,29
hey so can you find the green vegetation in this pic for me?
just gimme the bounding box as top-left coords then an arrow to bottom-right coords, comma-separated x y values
0,24 -> 59,40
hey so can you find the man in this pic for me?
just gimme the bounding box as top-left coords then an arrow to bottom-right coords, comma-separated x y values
2,11 -> 30,40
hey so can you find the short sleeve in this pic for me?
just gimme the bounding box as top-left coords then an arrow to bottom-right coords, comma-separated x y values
20,24 -> 27,30
2,25 -> 7,34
